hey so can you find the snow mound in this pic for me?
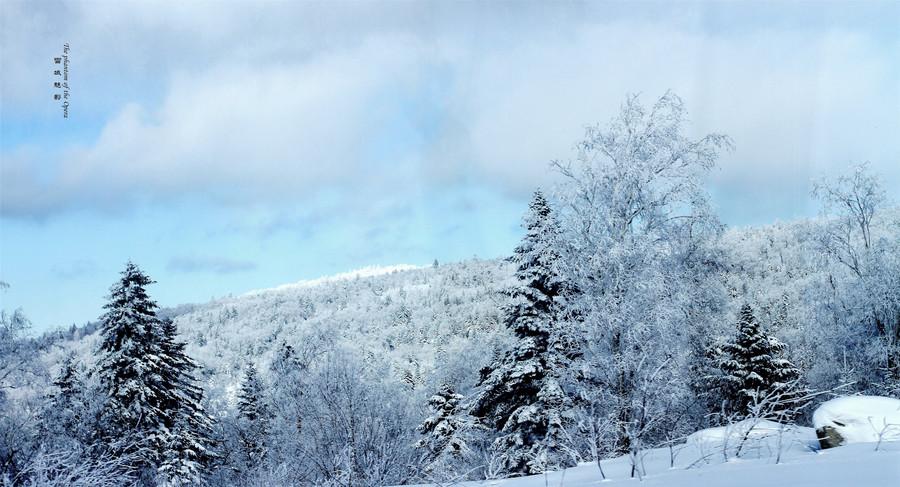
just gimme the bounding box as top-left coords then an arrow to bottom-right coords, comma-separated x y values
813,395 -> 900,446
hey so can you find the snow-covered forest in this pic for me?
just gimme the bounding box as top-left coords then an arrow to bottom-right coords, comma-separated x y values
1,94 -> 899,486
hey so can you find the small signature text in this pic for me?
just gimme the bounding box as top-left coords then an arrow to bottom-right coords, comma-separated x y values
52,43 -> 70,119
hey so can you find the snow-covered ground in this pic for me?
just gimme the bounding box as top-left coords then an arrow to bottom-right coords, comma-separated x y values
410,421 -> 900,487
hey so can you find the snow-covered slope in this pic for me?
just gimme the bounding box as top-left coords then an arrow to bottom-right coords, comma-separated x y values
169,259 -> 514,409
408,422 -> 900,487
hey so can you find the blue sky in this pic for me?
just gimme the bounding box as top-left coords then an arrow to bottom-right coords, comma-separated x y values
2,1 -> 899,332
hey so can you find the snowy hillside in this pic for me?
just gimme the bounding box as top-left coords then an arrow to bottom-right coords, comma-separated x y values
170,259 -> 515,409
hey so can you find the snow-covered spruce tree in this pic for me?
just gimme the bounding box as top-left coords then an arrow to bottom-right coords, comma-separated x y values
95,262 -> 214,484
49,354 -> 81,409
236,362 -> 270,466
718,304 -> 803,420
156,319 -> 215,487
415,383 -> 478,477
41,353 -> 88,445
470,191 -> 577,476
94,261 -> 171,471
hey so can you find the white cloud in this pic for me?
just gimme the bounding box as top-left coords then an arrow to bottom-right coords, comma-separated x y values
2,2 -> 898,222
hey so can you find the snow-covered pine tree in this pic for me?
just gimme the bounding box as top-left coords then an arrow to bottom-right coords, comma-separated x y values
95,262 -> 215,484
156,318 -> 215,486
719,304 -> 804,420
416,383 -> 474,475
42,353 -> 86,443
50,353 -> 81,408
470,191 -> 576,476
237,362 -> 270,465
94,261 -> 171,470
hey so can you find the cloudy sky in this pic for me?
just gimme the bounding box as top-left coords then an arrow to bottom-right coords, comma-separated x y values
1,1 -> 898,331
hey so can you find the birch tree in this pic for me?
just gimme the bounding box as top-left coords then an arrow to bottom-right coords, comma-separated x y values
554,92 -> 731,454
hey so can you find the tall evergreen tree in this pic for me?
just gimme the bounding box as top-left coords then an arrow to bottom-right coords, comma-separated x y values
470,191 -> 576,475
719,304 -> 803,419
95,261 -> 170,469
237,362 -> 270,465
95,262 -> 214,484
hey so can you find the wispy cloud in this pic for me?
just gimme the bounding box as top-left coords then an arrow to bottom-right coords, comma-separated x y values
167,256 -> 257,275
